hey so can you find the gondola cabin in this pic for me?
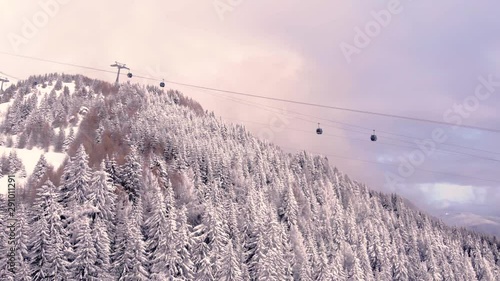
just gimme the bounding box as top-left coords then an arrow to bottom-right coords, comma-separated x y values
316,123 -> 323,135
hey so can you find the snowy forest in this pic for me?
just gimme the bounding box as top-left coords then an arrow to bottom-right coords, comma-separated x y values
0,73 -> 499,280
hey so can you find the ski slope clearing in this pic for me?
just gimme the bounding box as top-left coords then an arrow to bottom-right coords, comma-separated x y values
0,146 -> 66,194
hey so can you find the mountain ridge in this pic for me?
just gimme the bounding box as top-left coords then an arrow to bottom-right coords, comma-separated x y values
0,73 -> 498,280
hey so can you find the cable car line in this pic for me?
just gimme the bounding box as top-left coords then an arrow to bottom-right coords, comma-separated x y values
1,50 -> 499,134
219,113 -> 500,182
196,85 -> 500,156
2,51 -> 499,185
217,114 -> 500,164
203,89 -> 500,156
136,75 -> 500,134
4,52 -> 500,161
0,71 -> 21,81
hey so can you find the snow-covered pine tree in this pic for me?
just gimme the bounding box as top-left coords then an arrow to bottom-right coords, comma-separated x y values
219,239 -> 243,281
62,127 -> 74,152
290,224 -> 313,280
143,169 -> 179,279
0,195 -> 10,280
54,128 -> 65,152
176,205 -> 195,280
90,161 -> 116,231
0,74 -> 498,280
278,183 -> 299,229
28,154 -> 48,186
315,239 -> 334,280
28,180 -> 70,280
113,199 -> 149,280
104,154 -> 121,187
192,199 -> 228,280
120,146 -> 143,202
54,79 -> 63,91
110,192 -> 128,268
12,203 -> 31,281
7,151 -> 22,175
70,213 -> 99,280
95,122 -> 104,144
91,217 -> 112,280
58,144 -> 92,209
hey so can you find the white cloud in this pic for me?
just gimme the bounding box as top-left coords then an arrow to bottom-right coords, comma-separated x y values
1,0 -> 499,220
376,155 -> 394,163
418,182 -> 480,205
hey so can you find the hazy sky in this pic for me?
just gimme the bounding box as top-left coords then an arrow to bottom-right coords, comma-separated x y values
1,0 -> 499,217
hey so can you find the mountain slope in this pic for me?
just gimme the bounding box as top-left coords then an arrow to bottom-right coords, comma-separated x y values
438,212 -> 500,238
0,73 -> 498,280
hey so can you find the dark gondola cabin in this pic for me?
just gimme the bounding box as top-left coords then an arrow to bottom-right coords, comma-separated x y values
316,123 -> 323,135
371,130 -> 377,141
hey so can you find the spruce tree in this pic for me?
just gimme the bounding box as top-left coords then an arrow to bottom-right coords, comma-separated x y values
120,146 -> 143,202
70,215 -> 99,280
144,170 -> 179,279
92,218 -> 112,280
58,145 -> 92,209
29,180 -> 68,280
29,154 -> 48,186
176,205 -> 195,280
90,161 -> 116,231
113,201 -> 148,280
13,203 -> 32,281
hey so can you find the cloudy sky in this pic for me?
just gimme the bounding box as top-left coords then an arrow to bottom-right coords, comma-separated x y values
1,0 -> 499,219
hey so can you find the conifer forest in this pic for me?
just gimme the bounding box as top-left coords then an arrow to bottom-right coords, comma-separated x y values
0,73 -> 499,280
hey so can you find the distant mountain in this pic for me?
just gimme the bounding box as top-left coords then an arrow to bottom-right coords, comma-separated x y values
427,201 -> 500,238
0,73 -> 498,280
437,211 -> 500,238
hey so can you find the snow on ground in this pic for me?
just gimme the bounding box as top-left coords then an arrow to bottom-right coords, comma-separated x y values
16,80 -> 76,106
0,79 -> 79,194
0,146 -> 67,194
28,80 -> 56,106
0,99 -> 14,122
63,81 -> 75,95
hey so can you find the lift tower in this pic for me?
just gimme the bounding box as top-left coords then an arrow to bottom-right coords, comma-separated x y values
110,62 -> 130,84
0,77 -> 9,92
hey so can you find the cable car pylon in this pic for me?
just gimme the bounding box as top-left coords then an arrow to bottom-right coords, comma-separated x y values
0,77 -> 9,92
110,61 -> 132,84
